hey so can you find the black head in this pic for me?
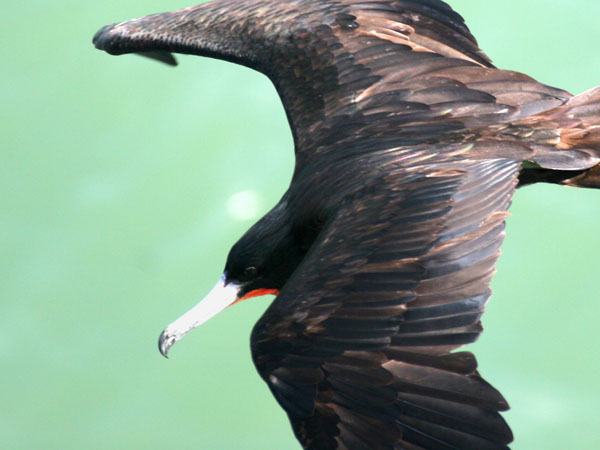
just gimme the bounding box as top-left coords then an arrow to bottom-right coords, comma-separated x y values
224,201 -> 307,298
158,198 -> 313,357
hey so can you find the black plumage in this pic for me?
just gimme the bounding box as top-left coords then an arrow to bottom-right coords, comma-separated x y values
94,1 -> 600,448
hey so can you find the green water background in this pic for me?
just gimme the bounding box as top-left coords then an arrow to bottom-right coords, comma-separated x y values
3,0 -> 599,448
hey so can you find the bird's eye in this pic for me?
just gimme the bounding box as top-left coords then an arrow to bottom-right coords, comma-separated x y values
243,266 -> 258,278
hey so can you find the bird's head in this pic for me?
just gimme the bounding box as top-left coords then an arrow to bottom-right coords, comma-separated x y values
158,200 -> 308,357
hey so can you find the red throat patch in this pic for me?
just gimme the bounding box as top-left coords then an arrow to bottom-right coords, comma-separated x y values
231,288 -> 280,306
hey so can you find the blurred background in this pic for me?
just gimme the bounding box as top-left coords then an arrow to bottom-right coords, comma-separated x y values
2,0 -> 599,448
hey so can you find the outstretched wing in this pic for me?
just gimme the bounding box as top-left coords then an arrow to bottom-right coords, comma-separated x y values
252,158 -> 519,449
94,0 -> 583,170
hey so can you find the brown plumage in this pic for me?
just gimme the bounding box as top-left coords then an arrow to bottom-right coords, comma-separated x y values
94,1 -> 600,449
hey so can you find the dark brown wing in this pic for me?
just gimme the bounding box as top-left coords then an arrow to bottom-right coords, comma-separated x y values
91,0 -> 600,173
252,158 -> 519,449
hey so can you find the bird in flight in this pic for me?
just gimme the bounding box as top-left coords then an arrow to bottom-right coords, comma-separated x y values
94,1 -> 599,448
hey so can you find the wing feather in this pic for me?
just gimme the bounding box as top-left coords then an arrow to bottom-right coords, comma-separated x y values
94,0 -> 578,169
252,159 -> 518,449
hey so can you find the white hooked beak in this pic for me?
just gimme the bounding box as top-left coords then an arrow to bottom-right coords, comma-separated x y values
158,275 -> 242,357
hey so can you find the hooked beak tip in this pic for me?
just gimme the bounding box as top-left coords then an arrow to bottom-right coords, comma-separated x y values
158,330 -> 174,358
156,275 -> 242,359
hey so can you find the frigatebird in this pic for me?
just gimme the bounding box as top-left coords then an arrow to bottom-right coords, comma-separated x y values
94,1 -> 600,448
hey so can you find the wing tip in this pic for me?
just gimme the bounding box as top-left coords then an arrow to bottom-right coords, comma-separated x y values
93,23 -> 119,53
93,24 -> 178,66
